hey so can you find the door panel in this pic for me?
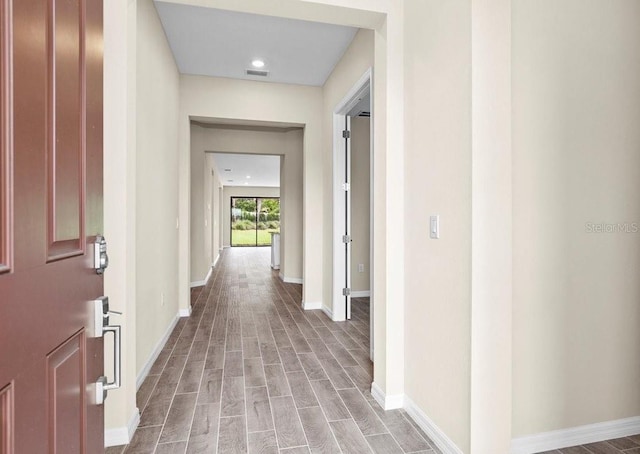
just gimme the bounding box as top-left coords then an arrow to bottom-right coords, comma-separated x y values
47,0 -> 85,258
47,332 -> 85,454
0,0 -> 104,452
12,0 -> 47,270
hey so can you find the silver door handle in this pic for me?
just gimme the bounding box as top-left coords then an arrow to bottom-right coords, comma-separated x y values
103,325 -> 121,391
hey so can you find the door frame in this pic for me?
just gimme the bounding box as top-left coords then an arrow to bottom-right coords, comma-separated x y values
332,68 -> 373,357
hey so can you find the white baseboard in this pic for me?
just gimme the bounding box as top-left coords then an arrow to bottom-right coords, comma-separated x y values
190,266 -> 213,288
212,254 -> 220,267
510,416 -> 640,454
179,307 -> 192,317
351,290 -> 371,298
303,301 -> 322,310
136,312 -> 180,390
105,408 -> 140,447
370,382 -> 403,410
190,279 -> 205,288
404,396 -> 464,454
271,264 -> 280,270
282,276 -> 303,285
322,305 -> 333,319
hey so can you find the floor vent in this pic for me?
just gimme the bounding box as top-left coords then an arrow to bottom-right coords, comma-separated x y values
246,69 -> 269,77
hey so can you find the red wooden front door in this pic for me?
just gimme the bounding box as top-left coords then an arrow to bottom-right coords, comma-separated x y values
0,0 -> 104,452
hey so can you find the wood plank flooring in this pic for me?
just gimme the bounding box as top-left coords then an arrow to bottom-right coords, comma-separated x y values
536,436 -> 640,454
105,247 -> 440,454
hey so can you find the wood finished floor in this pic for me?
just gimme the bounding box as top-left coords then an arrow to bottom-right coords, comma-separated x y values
106,247 -> 441,454
537,436 -> 640,454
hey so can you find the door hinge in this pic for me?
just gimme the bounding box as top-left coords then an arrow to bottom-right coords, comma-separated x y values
342,182 -> 350,191
342,130 -> 350,139
342,288 -> 351,296
342,235 -> 351,244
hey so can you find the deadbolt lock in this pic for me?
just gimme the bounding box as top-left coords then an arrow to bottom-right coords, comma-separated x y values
94,235 -> 109,274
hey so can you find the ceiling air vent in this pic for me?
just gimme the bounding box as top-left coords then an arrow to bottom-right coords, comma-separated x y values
246,69 -> 269,77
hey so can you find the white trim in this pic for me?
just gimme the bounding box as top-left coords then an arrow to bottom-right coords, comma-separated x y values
136,313 -> 180,390
179,307 -> 192,317
370,382 -> 386,408
332,113 -> 347,322
351,290 -> 370,298
322,305 -> 333,320
282,276 -> 303,285
370,382 -> 403,410
302,301 -> 322,310
105,408 -> 140,447
212,253 -> 220,267
510,416 -> 640,454
404,396 -> 464,454
190,266 -> 213,288
385,394 -> 404,410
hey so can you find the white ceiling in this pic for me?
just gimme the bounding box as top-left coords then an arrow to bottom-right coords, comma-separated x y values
211,153 -> 280,188
154,2 -> 359,86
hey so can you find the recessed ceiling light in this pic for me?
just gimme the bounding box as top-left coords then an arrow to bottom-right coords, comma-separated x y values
251,59 -> 265,68
228,179 -> 234,182
246,175 -> 251,179
244,182 -> 248,185
224,168 -> 231,172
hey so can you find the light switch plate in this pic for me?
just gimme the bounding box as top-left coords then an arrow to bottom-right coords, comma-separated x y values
430,215 -> 439,239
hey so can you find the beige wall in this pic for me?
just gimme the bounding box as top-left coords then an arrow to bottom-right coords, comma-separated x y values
189,125 -> 212,283
190,150 -> 223,285
350,117 -> 370,293
403,0 -> 472,451
135,0 -> 180,375
103,0 -> 138,439
222,186 -> 281,246
189,124 -> 303,282
512,0 -> 640,437
205,154 -> 224,272
470,0 -> 513,451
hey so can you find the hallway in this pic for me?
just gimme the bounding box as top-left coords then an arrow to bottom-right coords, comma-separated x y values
107,248 -> 440,454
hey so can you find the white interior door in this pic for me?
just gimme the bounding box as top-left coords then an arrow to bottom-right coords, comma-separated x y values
344,116 -> 352,319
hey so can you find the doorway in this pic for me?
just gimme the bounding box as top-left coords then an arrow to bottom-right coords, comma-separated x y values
230,197 -> 281,247
332,69 -> 373,358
